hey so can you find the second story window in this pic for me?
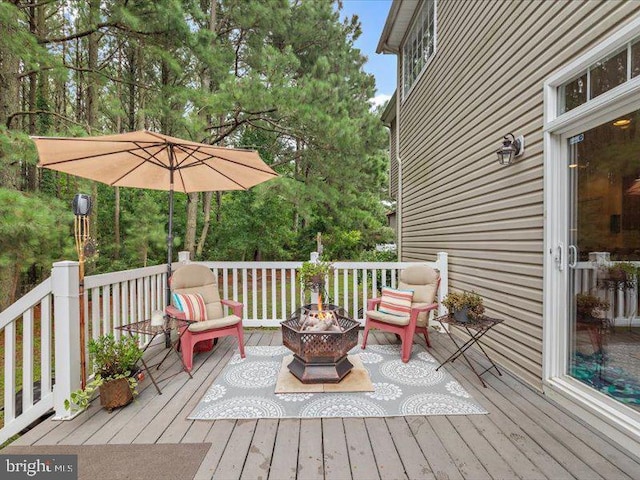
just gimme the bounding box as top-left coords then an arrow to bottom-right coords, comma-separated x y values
402,0 -> 436,99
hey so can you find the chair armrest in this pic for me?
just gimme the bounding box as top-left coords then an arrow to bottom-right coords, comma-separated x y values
411,302 -> 438,313
408,302 -> 438,326
221,299 -> 243,318
367,298 -> 382,311
165,304 -> 186,320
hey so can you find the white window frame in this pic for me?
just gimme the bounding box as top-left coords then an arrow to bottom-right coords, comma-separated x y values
401,0 -> 437,101
543,16 -> 640,453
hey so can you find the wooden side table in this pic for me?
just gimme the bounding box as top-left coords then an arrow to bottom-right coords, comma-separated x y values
435,314 -> 504,387
116,317 -> 193,394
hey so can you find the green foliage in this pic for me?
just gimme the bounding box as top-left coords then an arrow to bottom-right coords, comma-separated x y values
356,248 -> 398,263
298,260 -> 333,292
1,0 -> 393,296
89,333 -> 143,378
0,188 -> 74,306
65,333 -> 142,412
442,291 -> 485,320
64,373 -> 138,413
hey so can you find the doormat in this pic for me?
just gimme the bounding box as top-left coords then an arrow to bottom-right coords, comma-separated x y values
1,443 -> 210,480
188,345 -> 487,419
274,354 -> 374,393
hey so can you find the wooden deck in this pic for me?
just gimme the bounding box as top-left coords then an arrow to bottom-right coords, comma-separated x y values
7,329 -> 640,480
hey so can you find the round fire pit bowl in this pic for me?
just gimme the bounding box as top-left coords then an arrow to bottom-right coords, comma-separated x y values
281,304 -> 360,383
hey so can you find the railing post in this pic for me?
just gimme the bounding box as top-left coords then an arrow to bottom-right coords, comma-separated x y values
436,252 -> 449,317
178,251 -> 191,264
52,261 -> 81,420
309,252 -> 319,304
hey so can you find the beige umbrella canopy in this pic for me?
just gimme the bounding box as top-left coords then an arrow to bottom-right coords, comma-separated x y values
32,130 -> 278,301
32,130 -> 277,193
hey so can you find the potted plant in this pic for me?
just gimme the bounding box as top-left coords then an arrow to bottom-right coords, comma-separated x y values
298,260 -> 333,294
442,291 -> 485,323
575,293 -> 610,325
65,333 -> 143,413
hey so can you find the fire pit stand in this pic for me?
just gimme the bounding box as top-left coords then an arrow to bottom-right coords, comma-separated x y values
281,304 -> 359,383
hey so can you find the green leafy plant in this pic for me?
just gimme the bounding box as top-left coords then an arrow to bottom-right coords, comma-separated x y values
442,291 -> 485,320
298,260 -> 333,293
65,334 -> 143,412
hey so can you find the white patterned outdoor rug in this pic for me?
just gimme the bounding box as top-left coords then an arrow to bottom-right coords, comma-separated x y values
188,344 -> 488,420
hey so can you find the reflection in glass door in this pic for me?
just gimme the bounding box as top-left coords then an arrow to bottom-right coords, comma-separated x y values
567,111 -> 640,410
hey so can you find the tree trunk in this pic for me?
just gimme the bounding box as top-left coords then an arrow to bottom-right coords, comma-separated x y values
185,192 -> 199,256
216,191 -> 222,223
114,186 -> 120,259
0,2 -> 20,128
196,191 -> 213,258
86,0 -> 99,128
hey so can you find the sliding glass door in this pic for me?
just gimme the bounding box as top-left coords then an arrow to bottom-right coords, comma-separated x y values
566,111 -> 640,410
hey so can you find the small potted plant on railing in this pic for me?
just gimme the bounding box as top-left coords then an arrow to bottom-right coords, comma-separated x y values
298,260 -> 333,295
65,333 -> 143,413
442,291 -> 485,323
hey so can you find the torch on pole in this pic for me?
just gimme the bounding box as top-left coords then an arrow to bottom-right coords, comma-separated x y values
73,194 -> 92,390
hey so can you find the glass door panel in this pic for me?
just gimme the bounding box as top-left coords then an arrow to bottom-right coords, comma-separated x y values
567,110 -> 640,410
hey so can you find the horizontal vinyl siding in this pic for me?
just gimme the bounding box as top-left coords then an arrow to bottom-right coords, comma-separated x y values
389,118 -> 398,198
397,0 -> 640,389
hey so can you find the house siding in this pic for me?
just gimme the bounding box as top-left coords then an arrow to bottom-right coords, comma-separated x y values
398,0 -> 640,389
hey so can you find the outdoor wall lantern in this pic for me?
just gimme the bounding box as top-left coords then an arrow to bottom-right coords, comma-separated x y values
496,133 -> 525,166
73,193 -> 92,216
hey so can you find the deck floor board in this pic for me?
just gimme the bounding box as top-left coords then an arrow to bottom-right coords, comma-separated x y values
8,328 -> 640,480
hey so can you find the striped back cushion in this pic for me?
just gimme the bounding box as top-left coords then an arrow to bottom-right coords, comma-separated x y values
378,287 -> 414,317
172,292 -> 207,321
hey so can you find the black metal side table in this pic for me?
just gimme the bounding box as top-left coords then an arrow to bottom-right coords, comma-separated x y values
116,317 -> 193,394
435,314 -> 504,388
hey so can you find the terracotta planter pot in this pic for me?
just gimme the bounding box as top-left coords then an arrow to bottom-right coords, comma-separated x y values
99,377 -> 133,412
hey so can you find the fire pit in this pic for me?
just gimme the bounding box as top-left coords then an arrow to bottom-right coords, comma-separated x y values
281,303 -> 359,383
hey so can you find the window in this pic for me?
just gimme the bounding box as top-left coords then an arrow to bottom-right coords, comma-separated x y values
558,37 -> 640,114
402,0 -> 436,99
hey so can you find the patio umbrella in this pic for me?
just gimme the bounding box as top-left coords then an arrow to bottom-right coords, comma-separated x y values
31,130 -> 278,303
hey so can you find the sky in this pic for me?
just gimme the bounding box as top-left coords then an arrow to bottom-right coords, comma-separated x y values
338,0 -> 396,108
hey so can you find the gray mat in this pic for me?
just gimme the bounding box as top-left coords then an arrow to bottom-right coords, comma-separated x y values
189,344 -> 487,419
2,443 -> 211,480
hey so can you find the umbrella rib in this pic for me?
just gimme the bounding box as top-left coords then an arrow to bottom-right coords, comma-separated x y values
173,143 -> 278,175
36,144 -> 166,166
109,158 -> 152,186
172,144 -> 251,190
108,143 -> 172,186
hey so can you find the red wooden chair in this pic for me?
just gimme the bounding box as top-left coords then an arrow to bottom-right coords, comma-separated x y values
166,264 -> 245,372
361,265 -> 440,362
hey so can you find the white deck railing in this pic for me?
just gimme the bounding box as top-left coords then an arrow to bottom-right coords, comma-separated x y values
0,277 -> 54,444
573,261 -> 640,327
0,252 -> 448,443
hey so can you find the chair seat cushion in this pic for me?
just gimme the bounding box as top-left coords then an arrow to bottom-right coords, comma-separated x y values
172,292 -> 207,322
366,309 -> 410,326
187,314 -> 241,333
378,287 -> 414,316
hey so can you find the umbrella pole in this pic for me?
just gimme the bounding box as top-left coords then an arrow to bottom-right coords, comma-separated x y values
165,163 -> 175,348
